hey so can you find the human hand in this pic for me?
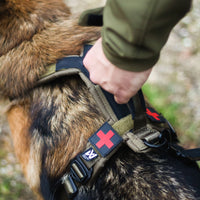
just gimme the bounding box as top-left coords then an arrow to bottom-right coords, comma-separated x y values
83,38 -> 152,104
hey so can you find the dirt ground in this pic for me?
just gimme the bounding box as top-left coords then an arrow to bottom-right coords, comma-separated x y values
0,0 -> 199,199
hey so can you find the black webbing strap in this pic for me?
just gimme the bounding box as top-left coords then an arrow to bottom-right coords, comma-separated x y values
170,143 -> 200,161
182,148 -> 200,161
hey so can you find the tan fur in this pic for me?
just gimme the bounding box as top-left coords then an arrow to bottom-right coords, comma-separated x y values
7,104 -> 31,176
0,0 -> 100,98
7,102 -> 43,198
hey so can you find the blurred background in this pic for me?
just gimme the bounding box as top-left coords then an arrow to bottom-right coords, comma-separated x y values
0,0 -> 199,199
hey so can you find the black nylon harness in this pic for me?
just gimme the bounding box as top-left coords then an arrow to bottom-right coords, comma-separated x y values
38,45 -> 200,199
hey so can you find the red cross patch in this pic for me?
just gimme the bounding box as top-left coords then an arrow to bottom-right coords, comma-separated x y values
146,107 -> 165,123
89,122 -> 123,157
96,130 -> 114,149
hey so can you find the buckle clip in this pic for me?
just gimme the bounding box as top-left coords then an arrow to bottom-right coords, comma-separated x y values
70,156 -> 93,184
63,175 -> 78,199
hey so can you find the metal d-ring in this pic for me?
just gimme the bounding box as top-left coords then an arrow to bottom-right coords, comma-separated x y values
143,133 -> 168,149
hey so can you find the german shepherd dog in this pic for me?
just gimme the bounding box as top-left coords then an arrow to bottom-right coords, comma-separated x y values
1,0 -> 200,200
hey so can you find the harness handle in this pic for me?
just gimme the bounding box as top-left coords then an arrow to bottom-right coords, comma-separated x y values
127,90 -> 147,131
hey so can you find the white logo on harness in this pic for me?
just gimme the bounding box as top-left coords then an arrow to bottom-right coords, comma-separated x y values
82,147 -> 98,161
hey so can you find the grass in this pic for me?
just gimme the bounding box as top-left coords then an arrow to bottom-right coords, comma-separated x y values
0,140 -> 35,200
0,147 -> 27,200
0,177 -> 25,200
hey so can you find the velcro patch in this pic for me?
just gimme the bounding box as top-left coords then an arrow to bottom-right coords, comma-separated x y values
89,122 -> 123,157
82,147 -> 98,161
146,107 -> 166,123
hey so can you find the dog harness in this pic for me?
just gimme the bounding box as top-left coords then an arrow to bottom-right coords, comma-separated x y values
38,45 -> 200,199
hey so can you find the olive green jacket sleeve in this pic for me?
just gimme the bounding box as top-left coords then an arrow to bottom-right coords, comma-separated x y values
79,0 -> 192,72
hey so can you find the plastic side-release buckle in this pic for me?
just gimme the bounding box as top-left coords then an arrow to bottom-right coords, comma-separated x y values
63,175 -> 78,199
62,156 -> 93,198
70,156 -> 93,184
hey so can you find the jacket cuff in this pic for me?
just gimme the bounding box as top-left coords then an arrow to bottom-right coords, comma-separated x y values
102,37 -> 158,72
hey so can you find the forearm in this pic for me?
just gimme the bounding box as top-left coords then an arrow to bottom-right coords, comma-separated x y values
102,0 -> 192,72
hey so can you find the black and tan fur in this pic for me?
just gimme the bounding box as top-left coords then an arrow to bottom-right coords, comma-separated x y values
0,0 -> 200,200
